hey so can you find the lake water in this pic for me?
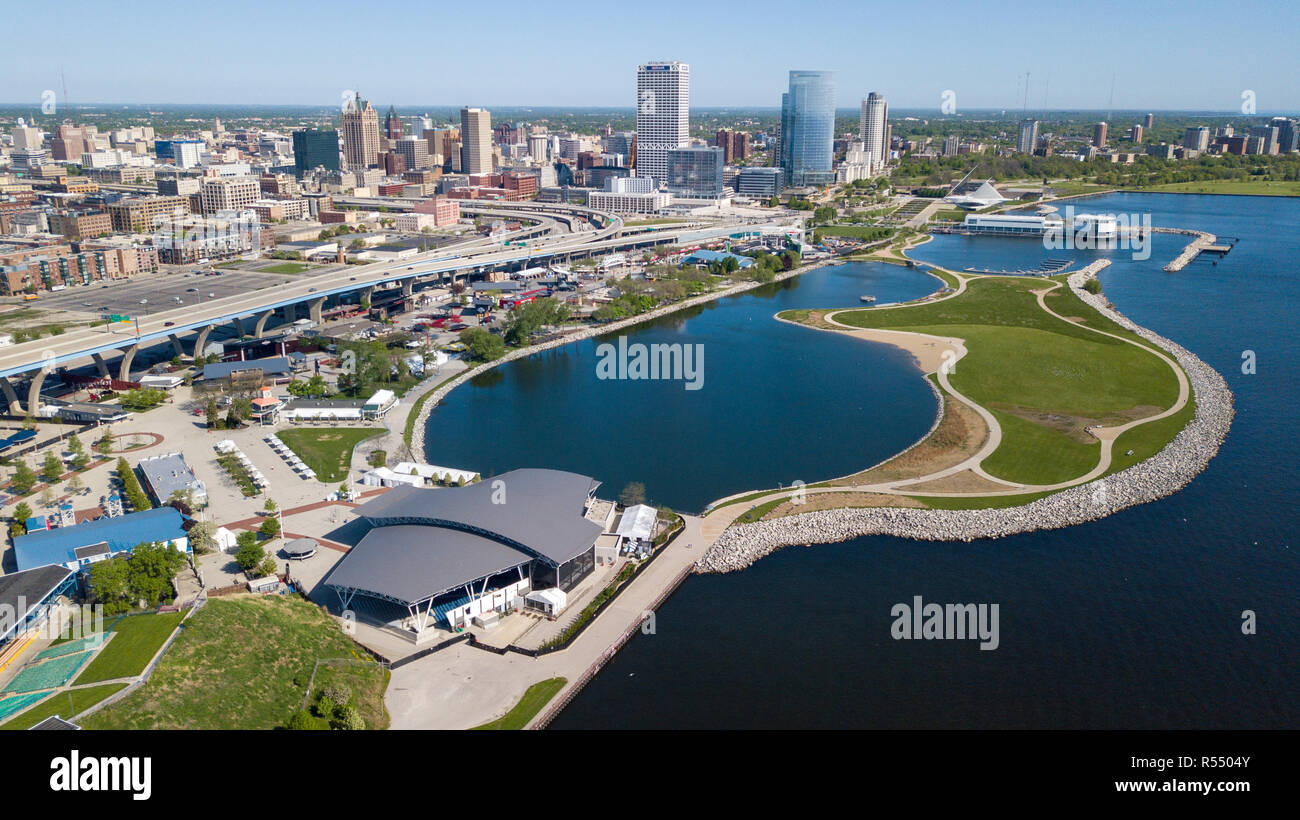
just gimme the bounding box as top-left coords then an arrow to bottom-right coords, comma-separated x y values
443,192 -> 1300,728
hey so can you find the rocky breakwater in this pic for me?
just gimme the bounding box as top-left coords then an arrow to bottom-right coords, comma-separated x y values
699,261 -> 1234,573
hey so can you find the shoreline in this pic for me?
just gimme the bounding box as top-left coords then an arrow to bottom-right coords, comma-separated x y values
408,257 -> 843,461
697,264 -> 1233,572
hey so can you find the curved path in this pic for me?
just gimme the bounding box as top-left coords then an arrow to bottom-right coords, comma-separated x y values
700,262 -> 1193,532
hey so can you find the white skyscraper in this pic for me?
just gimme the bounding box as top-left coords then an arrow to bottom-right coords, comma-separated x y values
636,61 -> 690,185
859,91 -> 889,168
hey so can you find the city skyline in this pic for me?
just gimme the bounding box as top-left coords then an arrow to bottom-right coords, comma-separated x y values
3,0 -> 1298,111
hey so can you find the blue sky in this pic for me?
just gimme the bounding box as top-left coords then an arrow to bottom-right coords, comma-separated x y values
4,0 -> 1297,111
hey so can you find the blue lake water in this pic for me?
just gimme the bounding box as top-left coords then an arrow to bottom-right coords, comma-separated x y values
543,192 -> 1300,729
424,260 -> 940,512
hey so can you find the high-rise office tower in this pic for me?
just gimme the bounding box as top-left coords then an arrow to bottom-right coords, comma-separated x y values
1271,117 -> 1298,154
292,128 -> 340,177
1143,113 -> 1154,129
528,134 -> 550,163
384,105 -> 403,141
1093,121 -> 1108,149
780,70 -> 837,188
341,92 -> 380,169
1018,119 -> 1039,154
460,107 -> 493,174
1183,126 -> 1210,152
635,61 -> 689,185
859,91 -> 888,168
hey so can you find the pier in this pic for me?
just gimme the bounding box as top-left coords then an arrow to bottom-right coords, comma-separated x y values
1158,227 -> 1236,272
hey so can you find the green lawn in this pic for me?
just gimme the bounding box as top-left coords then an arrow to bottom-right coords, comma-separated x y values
833,277 -> 1187,485
278,427 -> 383,482
818,225 -> 895,241
81,596 -> 388,730
0,683 -> 127,730
472,678 -> 566,730
74,611 -> 184,685
260,262 -> 311,274
1129,179 -> 1300,197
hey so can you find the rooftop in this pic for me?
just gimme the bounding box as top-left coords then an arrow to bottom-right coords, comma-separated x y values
12,506 -> 188,572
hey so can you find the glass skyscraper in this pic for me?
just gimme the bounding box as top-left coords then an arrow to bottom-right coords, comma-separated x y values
779,70 -> 836,188
293,128 -> 340,177
666,146 -> 724,197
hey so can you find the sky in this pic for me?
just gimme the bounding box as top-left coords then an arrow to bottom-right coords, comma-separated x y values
3,0 -> 1298,112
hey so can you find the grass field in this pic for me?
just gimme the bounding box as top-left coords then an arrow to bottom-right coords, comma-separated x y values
0,683 -> 127,730
81,596 -> 387,730
472,678 -> 566,730
1129,179 -> 1300,197
278,427 -> 383,482
73,611 -> 184,685
818,225 -> 895,241
260,262 -> 311,274
834,276 -> 1186,485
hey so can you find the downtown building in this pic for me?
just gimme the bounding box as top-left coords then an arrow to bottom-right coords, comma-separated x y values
293,128 -> 340,177
781,70 -> 837,188
635,61 -> 690,186
1018,119 -> 1039,154
665,146 -> 724,198
342,93 -> 381,169
460,108 -> 494,175
860,91 -> 889,168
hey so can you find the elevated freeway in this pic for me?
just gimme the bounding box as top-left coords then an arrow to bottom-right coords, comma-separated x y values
0,199 -> 800,411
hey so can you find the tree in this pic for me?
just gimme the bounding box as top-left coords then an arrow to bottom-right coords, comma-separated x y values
96,428 -> 115,454
86,557 -> 132,615
10,459 -> 37,494
187,520 -> 217,555
619,481 -> 646,507
257,555 -> 279,579
67,473 -> 85,494
259,516 -> 281,538
67,434 -> 85,457
126,541 -> 185,606
263,497 -> 278,513
234,535 -> 265,574
206,398 -> 220,429
42,451 -> 64,482
460,327 -> 506,362
39,486 -> 56,508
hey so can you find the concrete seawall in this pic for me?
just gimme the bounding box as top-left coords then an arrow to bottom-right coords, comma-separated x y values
698,265 -> 1234,572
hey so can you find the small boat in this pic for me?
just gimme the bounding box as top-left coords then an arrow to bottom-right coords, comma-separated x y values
860,295 -> 876,303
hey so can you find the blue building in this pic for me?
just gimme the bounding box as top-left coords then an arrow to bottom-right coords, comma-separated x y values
780,70 -> 837,188
12,507 -> 191,572
666,146 -> 725,198
681,250 -> 755,269
293,128 -> 341,177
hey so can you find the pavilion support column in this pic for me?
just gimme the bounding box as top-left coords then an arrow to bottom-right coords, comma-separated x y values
118,344 -> 139,382
0,376 -> 23,414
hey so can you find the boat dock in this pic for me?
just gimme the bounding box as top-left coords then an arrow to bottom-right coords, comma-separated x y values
1159,227 -> 1237,272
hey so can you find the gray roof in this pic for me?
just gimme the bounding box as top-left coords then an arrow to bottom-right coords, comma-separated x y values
327,468 -> 603,605
0,565 -> 75,643
353,468 -> 601,565
138,452 -> 204,503
284,537 -> 318,556
202,357 -> 292,380
325,525 -> 531,605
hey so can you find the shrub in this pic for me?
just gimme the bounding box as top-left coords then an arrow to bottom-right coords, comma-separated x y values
287,710 -> 328,730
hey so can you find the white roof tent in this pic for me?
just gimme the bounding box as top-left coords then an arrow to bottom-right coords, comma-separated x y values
324,469 -> 603,636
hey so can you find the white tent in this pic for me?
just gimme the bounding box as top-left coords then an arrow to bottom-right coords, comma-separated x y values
525,588 -> 567,617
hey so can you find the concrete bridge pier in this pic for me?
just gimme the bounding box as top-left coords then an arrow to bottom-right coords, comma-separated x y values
168,333 -> 185,357
359,286 -> 375,306
254,309 -> 276,338
91,352 -> 111,377
0,376 -> 23,414
118,344 -> 139,381
26,369 -> 48,414
401,279 -> 414,297
308,297 -> 326,325
193,324 -> 216,358
284,303 -> 299,324
232,317 -> 247,338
